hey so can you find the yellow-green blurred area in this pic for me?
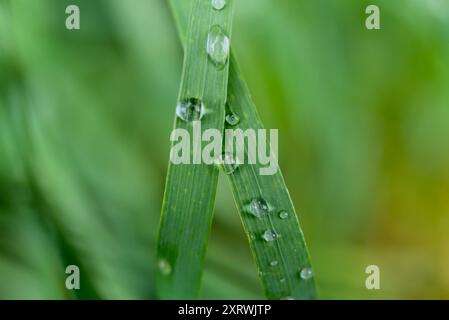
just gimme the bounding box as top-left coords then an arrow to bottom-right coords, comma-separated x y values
1,0 -> 449,299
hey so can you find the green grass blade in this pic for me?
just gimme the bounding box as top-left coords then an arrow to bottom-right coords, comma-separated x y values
156,0 -> 235,299
225,61 -> 317,300
169,0 -> 317,300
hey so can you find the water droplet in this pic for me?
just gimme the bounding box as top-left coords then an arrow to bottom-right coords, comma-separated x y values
281,296 -> 295,300
262,229 -> 278,242
258,271 -> 264,278
207,25 -> 230,69
215,152 -> 238,174
246,198 -> 271,218
280,278 -> 286,283
158,259 -> 172,275
279,211 -> 289,219
225,112 -> 240,126
176,98 -> 204,122
300,267 -> 313,280
211,0 -> 226,10
249,233 -> 256,240
270,260 -> 279,267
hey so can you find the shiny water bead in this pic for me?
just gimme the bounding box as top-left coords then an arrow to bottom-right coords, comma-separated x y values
158,258 -> 172,276
300,267 -> 313,280
176,98 -> 204,122
279,211 -> 289,219
225,112 -> 240,126
247,198 -> 271,218
215,152 -> 238,174
207,25 -> 230,69
262,229 -> 278,242
211,0 -> 226,10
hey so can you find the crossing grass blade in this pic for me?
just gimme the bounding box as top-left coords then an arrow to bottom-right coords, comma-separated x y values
169,0 -> 317,300
156,0 -> 235,299
224,61 -> 317,300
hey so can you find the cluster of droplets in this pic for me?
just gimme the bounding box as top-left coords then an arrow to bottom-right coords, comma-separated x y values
244,197 -> 314,298
245,200 -> 294,244
246,199 -> 292,222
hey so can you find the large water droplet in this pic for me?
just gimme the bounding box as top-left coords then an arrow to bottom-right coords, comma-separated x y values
158,258 -> 172,276
270,260 -> 279,267
176,98 -> 204,122
246,198 -> 271,218
300,267 -> 313,280
215,152 -> 238,174
279,211 -> 289,220
225,112 -> 240,126
207,25 -> 230,69
262,229 -> 278,242
211,0 -> 226,10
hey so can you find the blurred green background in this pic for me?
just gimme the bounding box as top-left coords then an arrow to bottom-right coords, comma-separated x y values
1,0 -> 449,299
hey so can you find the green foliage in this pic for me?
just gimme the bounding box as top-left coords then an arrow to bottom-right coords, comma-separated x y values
0,0 -> 449,300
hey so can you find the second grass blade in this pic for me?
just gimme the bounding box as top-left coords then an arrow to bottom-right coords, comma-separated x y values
156,0 -> 235,299
224,60 -> 317,300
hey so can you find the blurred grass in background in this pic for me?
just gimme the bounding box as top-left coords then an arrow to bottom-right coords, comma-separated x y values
1,0 -> 448,299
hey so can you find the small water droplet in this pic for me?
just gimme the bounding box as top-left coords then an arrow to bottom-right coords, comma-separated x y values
279,211 -> 289,219
211,0 -> 226,10
258,271 -> 264,278
281,296 -> 295,300
280,278 -> 286,283
262,229 -> 278,242
207,25 -> 230,69
158,259 -> 172,275
225,112 -> 240,126
246,198 -> 271,218
176,98 -> 204,122
300,267 -> 313,280
270,260 -> 279,267
249,233 -> 256,240
215,152 -> 238,174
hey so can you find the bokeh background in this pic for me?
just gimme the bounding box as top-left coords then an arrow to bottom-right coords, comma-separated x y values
1,0 -> 449,299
